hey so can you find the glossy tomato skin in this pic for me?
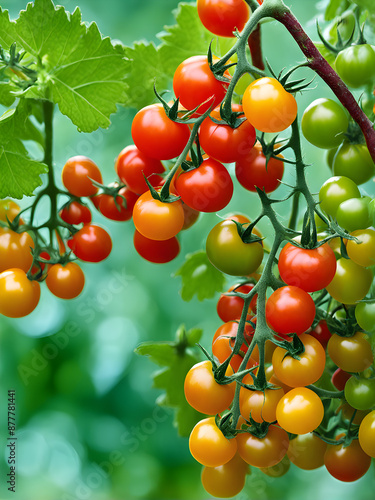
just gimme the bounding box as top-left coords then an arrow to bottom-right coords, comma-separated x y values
346,229 -> 375,267
331,367 -> 351,391
276,387 -> 324,434
212,320 -> 256,372
133,230 -> 180,264
335,44 -> 375,88
239,379 -> 284,423
0,200 -> 21,223
326,258 -> 372,304
310,320 -> 332,348
206,220 -> 264,276
301,98 -> 349,149
272,333 -> 326,387
0,268 -> 40,317
266,286 -> 316,337
131,104 -> 190,161
189,417 -> 237,467
132,191 -> 185,241
355,301 -> 375,332
236,425 -> 289,468
62,156 -> 103,197
235,143 -> 284,193
173,55 -> 229,115
67,224 -> 112,263
333,142 -> 375,185
115,145 -> 165,194
287,433 -> 327,470
217,283 -> 257,322
319,176 -> 360,218
184,360 -> 235,415
201,453 -> 247,498
344,376 -> 375,411
98,187 -> 139,221
0,228 -> 34,273
324,439 -> 371,482
278,242 -> 336,292
175,158 -> 233,212
197,0 -> 250,37
336,197 -> 372,232
199,107 -> 256,163
358,410 -> 375,458
60,201 -> 92,225
242,77 -> 297,133
327,332 -> 374,373
45,262 -> 85,299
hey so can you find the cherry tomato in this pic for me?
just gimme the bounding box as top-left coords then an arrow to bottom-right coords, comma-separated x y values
131,104 -> 190,160
235,143 -> 284,193
98,187 -> 139,221
0,228 -> 34,273
45,262 -> 85,299
278,242 -> 336,292
333,142 -> 375,185
184,360 -> 235,415
242,77 -> 297,133
325,258 -> 372,304
272,333 -> 326,387
260,455 -> 290,478
133,230 -> 180,264
67,224 -> 112,262
355,301 -> 375,332
236,425 -> 289,468
0,268 -> 40,317
62,156 -> 102,197
346,228 -> 375,267
206,220 -> 264,276
331,368 -> 351,391
212,320 -> 256,372
0,200 -> 21,223
181,203 -> 200,230
335,44 -> 375,88
201,453 -> 248,498
336,197 -> 372,232
324,439 -> 371,482
132,191 -> 185,241
189,417 -> 237,467
287,433 -> 327,470
239,379 -> 285,423
60,201 -> 92,225
217,283 -> 257,322
175,158 -> 233,212
344,376 -> 375,411
319,176 -> 360,218
266,286 -> 316,337
199,106 -> 256,163
327,332 -> 374,373
309,320 -> 332,349
276,387 -> 324,434
301,98 -> 349,149
358,410 -> 375,458
197,0 -> 250,37
115,145 -> 165,194
173,55 -> 229,115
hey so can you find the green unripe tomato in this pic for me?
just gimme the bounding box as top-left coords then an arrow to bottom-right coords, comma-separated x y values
319,176 -> 361,217
301,98 -> 349,149
336,197 -> 372,231
335,44 -> 375,89
326,258 -> 372,305
333,142 -> 375,185
345,376 -> 375,411
355,302 -> 375,332
206,220 -> 264,276
326,147 -> 338,170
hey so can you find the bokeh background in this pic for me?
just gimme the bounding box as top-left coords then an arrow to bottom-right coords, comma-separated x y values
0,0 -> 374,499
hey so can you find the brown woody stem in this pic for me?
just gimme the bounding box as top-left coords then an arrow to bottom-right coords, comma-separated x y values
248,24 -> 265,70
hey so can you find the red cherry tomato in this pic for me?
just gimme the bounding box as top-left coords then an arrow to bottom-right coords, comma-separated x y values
62,156 -> 102,197
60,201 -> 92,225
197,0 -> 250,38
67,224 -> 112,263
98,187 -> 139,221
133,230 -> 180,264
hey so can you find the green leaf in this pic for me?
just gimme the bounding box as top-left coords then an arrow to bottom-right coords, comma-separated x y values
314,42 -> 336,68
174,250 -> 226,301
0,82 -> 15,107
353,0 -> 375,15
0,7 -> 17,49
136,325 -> 203,436
324,0 -> 351,21
14,0 -> 128,132
158,3 -> 214,74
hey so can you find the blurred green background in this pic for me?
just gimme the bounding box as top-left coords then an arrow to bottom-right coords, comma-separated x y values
0,1 -> 374,499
